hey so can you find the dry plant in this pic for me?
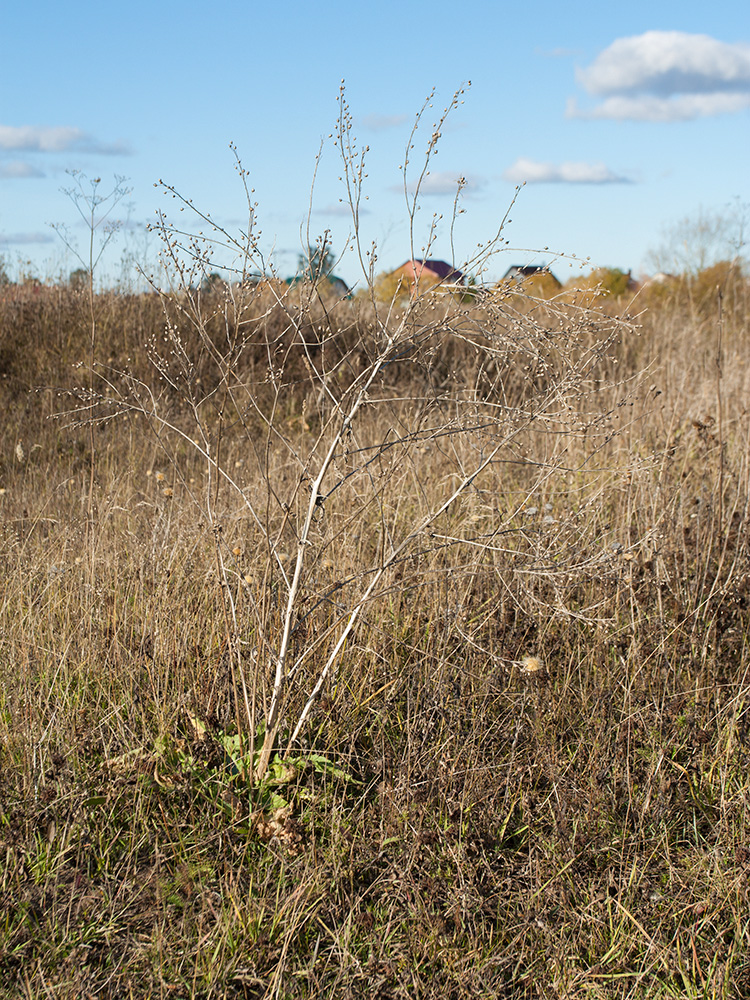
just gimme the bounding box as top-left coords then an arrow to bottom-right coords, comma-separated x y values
50,173 -> 132,539
63,87 -> 632,786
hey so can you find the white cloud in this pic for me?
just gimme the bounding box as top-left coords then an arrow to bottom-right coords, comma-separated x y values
567,92 -> 750,122
0,126 -> 86,151
403,171 -> 483,196
0,161 -> 45,178
0,231 -> 54,245
503,158 -> 630,185
0,125 -> 130,155
579,31 -> 750,96
573,31 -> 750,121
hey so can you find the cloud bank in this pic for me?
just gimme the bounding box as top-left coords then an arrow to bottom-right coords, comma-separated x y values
569,31 -> 750,121
0,125 -> 130,155
503,158 -> 630,185
0,231 -> 54,246
402,171 -> 483,196
0,161 -> 44,179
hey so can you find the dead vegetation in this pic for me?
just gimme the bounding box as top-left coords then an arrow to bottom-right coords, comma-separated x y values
2,263 -> 750,998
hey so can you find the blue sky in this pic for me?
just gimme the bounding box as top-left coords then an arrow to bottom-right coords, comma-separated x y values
1,1 -> 749,288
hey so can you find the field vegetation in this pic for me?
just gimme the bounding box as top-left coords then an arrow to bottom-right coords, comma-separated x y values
2,93 -> 750,999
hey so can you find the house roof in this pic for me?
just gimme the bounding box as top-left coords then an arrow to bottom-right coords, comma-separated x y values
395,259 -> 465,283
502,264 -> 560,285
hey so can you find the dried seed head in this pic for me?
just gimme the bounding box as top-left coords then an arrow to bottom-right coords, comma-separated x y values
520,656 -> 544,675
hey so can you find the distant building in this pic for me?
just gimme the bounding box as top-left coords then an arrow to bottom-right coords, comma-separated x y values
391,259 -> 466,293
501,264 -> 561,287
643,272 -> 676,285
326,276 -> 351,298
284,273 -> 351,298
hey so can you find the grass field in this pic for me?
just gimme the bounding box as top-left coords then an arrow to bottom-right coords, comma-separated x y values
2,266 -> 750,999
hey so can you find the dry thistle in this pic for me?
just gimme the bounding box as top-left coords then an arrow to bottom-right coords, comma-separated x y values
519,655 -> 545,675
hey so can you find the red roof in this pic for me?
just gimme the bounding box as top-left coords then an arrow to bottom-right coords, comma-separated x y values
395,259 -> 465,284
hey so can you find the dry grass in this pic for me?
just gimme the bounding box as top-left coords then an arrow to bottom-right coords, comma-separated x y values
2,276 -> 750,999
